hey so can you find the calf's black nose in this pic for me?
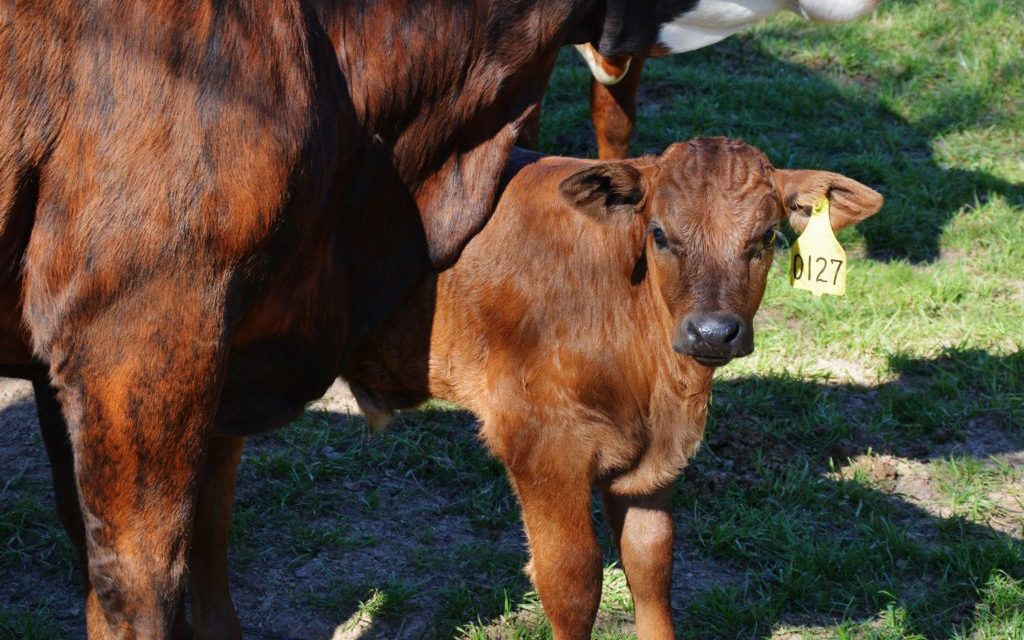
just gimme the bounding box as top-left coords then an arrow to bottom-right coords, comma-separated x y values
686,315 -> 741,346
672,312 -> 753,367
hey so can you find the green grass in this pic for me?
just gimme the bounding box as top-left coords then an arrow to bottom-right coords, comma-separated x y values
0,605 -> 66,640
2,0 -> 1022,638
481,0 -> 1024,636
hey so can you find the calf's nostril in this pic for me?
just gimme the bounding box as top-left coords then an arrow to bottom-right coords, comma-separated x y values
723,320 -> 741,344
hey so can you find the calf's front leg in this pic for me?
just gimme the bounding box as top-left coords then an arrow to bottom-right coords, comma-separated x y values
509,461 -> 602,640
602,484 -> 675,639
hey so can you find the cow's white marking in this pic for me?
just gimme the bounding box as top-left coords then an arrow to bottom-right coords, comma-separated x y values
574,44 -> 632,86
658,0 -> 878,54
790,0 -> 881,22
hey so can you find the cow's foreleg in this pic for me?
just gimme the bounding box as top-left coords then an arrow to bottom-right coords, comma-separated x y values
510,465 -> 601,640
33,379 -> 195,639
70,359 -> 220,639
33,378 -> 90,585
189,435 -> 245,640
42,287 -> 228,640
601,484 -> 675,639
590,56 -> 646,160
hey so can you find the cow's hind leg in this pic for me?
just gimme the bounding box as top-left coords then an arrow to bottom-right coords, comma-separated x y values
590,56 -> 647,161
189,435 -> 245,640
508,460 -> 601,640
601,485 -> 675,639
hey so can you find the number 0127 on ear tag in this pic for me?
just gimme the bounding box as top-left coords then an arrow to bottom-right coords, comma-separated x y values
789,198 -> 846,297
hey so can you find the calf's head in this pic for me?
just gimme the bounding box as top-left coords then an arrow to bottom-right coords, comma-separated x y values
559,137 -> 882,367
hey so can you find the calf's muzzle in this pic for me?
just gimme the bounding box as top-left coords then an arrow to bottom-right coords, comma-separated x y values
673,312 -> 753,367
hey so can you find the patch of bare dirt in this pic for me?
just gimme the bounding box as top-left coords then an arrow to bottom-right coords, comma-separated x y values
0,377 -> 37,470
833,454 -> 942,504
833,453 -> 1024,539
311,380 -> 364,416
811,357 -> 881,386
670,542 -> 743,610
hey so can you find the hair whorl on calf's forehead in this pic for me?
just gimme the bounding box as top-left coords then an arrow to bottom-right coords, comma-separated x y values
667,137 -> 775,187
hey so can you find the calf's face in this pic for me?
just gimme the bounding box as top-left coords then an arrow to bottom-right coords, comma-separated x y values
559,138 -> 882,367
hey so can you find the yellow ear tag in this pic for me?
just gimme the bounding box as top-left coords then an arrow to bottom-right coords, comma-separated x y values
789,198 -> 846,297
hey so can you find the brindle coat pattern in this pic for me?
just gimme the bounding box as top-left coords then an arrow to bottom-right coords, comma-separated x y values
344,138 -> 882,639
0,1 -> 700,637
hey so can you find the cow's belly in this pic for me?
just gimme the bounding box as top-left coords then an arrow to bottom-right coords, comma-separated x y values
213,338 -> 340,436
212,257 -> 352,436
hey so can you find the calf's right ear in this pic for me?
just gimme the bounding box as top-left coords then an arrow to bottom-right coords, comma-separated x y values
559,163 -> 646,222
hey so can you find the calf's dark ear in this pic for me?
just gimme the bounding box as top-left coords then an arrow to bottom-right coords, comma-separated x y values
776,169 -> 883,233
559,163 -> 646,221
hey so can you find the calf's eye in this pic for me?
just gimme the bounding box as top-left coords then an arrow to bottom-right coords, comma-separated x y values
651,226 -> 669,249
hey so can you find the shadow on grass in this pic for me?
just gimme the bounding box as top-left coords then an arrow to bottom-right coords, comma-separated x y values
0,392 -> 80,640
3,349 -> 1021,639
539,40 -> 1024,264
230,406 -> 531,640
234,347 -> 1021,638
674,347 -> 1023,638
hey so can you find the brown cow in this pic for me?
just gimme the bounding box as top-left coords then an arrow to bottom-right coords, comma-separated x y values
342,138 -> 882,639
547,0 -> 882,159
0,1 -> 712,638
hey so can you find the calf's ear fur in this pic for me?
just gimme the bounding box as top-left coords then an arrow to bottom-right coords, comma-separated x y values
776,169 -> 883,233
559,163 -> 646,221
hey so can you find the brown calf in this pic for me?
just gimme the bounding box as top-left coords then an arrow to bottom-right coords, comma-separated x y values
344,138 -> 882,639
